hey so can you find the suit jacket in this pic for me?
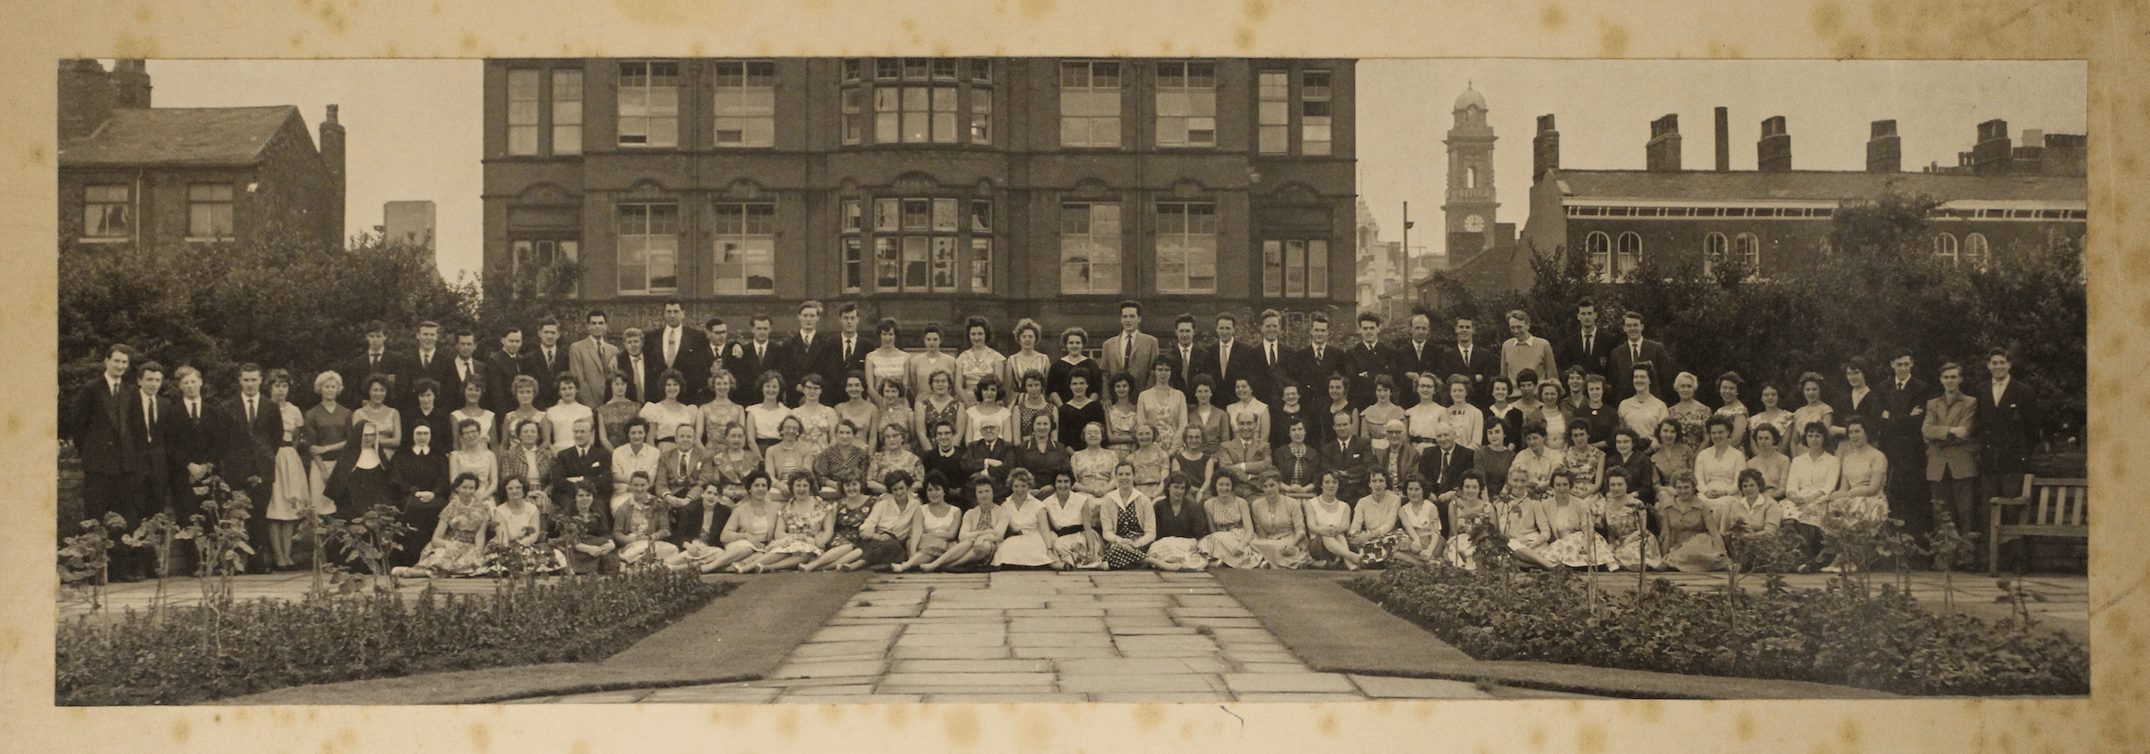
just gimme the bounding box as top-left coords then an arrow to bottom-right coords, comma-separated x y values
1389,340 -> 1443,408
1977,380 -> 2036,474
649,324 -> 712,403
1322,436 -> 1376,491
345,351 -> 411,408
1608,338 -> 1676,403
124,392 -> 177,482
552,443 -> 614,502
1921,393 -> 1979,480
1419,444 -> 1476,495
1218,437 -> 1273,486
219,394 -> 282,486
167,397 -> 227,480
1340,341 -> 1391,410
1434,342 -> 1500,406
729,339 -> 779,404
387,447 -> 450,510
1292,343 -> 1350,408
823,332 -> 871,406
1203,340 -> 1260,408
1557,328 -> 1618,381
1247,339 -> 1296,405
497,443 -> 557,495
613,350 -> 661,404
964,438 -> 1016,492
1158,341 -> 1213,403
567,337 -> 621,407
1874,376 -> 1935,457
397,349 -> 460,410
1099,331 -> 1161,391
656,442 -> 713,498
66,375 -> 135,475
1375,444 -> 1426,490
520,343 -> 572,409
482,349 -> 526,415
772,331 -> 826,394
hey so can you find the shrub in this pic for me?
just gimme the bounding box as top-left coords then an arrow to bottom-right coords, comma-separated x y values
1348,564 -> 2087,696
55,570 -> 734,706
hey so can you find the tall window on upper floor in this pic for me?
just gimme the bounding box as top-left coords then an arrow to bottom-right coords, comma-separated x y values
1300,69 -> 1333,156
1257,71 -> 1290,154
507,69 -> 541,155
842,58 -> 992,147
840,199 -> 864,294
551,69 -> 583,155
187,184 -> 234,241
871,197 -> 981,293
1060,202 -> 1123,294
616,202 -> 679,294
1156,202 -> 1218,294
712,61 -> 775,148
1262,239 -> 1330,298
1155,61 -> 1216,148
1060,61 -> 1122,148
82,184 -> 131,241
971,199 -> 994,293
712,203 -> 776,295
617,60 -> 680,148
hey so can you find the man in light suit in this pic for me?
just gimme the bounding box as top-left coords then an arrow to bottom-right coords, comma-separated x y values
651,299 -> 711,404
1218,413 -> 1274,488
567,309 -> 620,408
1608,310 -> 1676,404
1099,300 -> 1160,391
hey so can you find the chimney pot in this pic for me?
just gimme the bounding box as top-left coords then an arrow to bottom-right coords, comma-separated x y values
1532,114 -> 1561,180
1645,114 -> 1682,172
1713,107 -> 1730,171
1866,119 -> 1901,173
1757,116 -> 1792,172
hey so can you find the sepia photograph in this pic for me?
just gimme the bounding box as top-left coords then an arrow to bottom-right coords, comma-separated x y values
52,53 -> 2090,709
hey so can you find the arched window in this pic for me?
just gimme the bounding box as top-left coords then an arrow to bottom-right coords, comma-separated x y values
1616,232 -> 1642,281
1702,232 -> 1728,276
1466,166 -> 1478,189
1964,232 -> 1991,272
1584,231 -> 1612,282
1732,233 -> 1761,280
1933,232 -> 1960,266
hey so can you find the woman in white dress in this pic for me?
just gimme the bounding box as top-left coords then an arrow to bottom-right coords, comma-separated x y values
990,469 -> 1055,568
638,369 -> 701,451
263,371 -> 313,571
668,473 -> 777,573
1693,415 -> 1749,509
486,477 -> 561,574
743,372 -> 791,453
1302,472 -> 1362,570
1225,377 -> 1271,448
608,418 -> 662,516
1136,361 -> 1188,450
700,370 -> 747,451
923,476 -> 1010,571
1197,474 -> 1265,569
1403,373 -> 1446,453
963,375 -> 1015,445
892,479 -> 965,573
450,378 -> 496,451
1807,417 -> 1890,572
447,417 -> 499,505
1782,421 -> 1842,570
1039,468 -> 1104,570
544,375 -> 594,452
955,316 -> 1010,401
1386,476 -> 1443,568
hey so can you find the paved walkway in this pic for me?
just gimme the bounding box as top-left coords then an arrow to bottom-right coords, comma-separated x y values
530,571 -> 1498,704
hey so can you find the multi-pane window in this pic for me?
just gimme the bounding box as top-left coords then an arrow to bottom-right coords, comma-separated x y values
1261,239 -> 1330,298
841,199 -> 864,293
551,70 -> 583,155
871,197 -> 970,292
1933,232 -> 1959,265
1301,70 -> 1333,156
82,184 -> 131,240
1258,71 -> 1290,154
875,85 -> 956,144
1703,232 -> 1728,276
1963,232 -> 1992,271
845,58 -> 993,147
1585,231 -> 1614,282
1060,202 -> 1123,294
507,69 -> 541,155
1060,61 -> 1122,148
187,184 -> 234,240
617,60 -> 680,148
1156,61 -> 1216,148
1615,232 -> 1642,281
1155,202 -> 1217,293
842,88 -> 864,145
616,202 -> 679,294
971,200 -> 994,293
711,203 -> 775,294
1730,232 -> 1761,280
971,90 -> 993,145
511,238 -> 581,296
712,61 -> 775,147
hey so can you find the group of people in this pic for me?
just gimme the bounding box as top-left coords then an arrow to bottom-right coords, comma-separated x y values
63,295 -> 2041,580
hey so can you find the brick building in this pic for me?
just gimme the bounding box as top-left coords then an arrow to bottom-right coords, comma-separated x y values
1444,106 -> 2086,296
481,58 -> 1357,332
58,59 -> 345,251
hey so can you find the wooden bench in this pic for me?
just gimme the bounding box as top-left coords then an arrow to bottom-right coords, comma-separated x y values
1988,473 -> 2088,576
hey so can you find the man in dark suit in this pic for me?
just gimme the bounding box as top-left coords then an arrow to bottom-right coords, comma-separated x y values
1291,313 -> 1349,410
1372,420 -> 1426,492
614,327 -> 659,403
824,303 -> 870,406
550,417 -> 613,508
962,420 -> 1015,507
774,301 -> 837,406
64,345 -> 139,563
1875,348 -> 1936,536
1435,315 -> 1500,407
397,321 -> 458,412
119,360 -> 175,580
346,321 -> 409,409
1608,310 -> 1676,404
1390,311 -> 1442,410
1557,300 -> 1618,383
921,421 -> 972,507
447,330 -> 485,400
220,364 -> 282,571
1322,411 -> 1376,502
483,327 -> 527,415
706,317 -> 746,399
1420,425 -> 1477,501
166,366 -> 225,528
1978,348 -> 2038,544
656,428 -> 713,541
1205,313 -> 1257,408
1159,313 -> 1211,404
650,299 -> 711,404
730,315 -> 780,404
1249,310 -> 1295,405
1341,312 -> 1392,411
387,422 -> 449,567
522,318 -> 572,409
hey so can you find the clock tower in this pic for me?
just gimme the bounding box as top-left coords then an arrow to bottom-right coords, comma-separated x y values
1443,83 -> 1498,259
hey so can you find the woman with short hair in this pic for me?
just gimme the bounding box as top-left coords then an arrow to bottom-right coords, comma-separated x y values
668,473 -> 776,573
963,375 -> 1015,445
1007,320 -> 1054,405
802,477 -> 874,573
302,370 -> 350,517
1098,462 -> 1158,569
393,471 -> 493,578
989,469 -> 1054,568
921,476 -> 1008,572
811,421 -> 872,496
448,417 -> 500,504
1789,372 -> 1837,456
858,471 -> 927,570
744,372 -> 791,453
734,474 -> 833,573
596,372 -> 641,449
638,369 -> 702,450
556,481 -> 619,574
893,474 -> 965,573
1143,473 -> 1210,572
699,370 -> 746,451
1040,469 -> 1104,570
1345,469 -> 1407,568
502,374 -> 547,449
1659,473 -> 1731,572
834,372 -> 879,450
1302,471 -> 1362,570
543,374 -> 593,452
263,369 -> 313,571
353,373 -> 403,453
451,377 -> 497,451
1248,475 -> 1312,570
1197,474 -> 1264,569
914,370 -> 965,452
867,424 -> 925,495
956,316 -> 1010,401
609,417 -> 661,515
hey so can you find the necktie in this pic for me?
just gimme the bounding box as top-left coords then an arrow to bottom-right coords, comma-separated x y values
1268,343 -> 1277,366
1442,450 -> 1452,482
844,337 -> 854,362
189,400 -> 199,421
545,347 -> 555,364
146,397 -> 156,436
1180,347 -> 1190,378
460,359 -> 471,382
1632,343 -> 1641,362
1585,334 -> 1593,355
757,343 -> 765,361
666,329 -> 678,363
1123,337 -> 1134,368
1461,346 -> 1470,364
246,397 -> 256,426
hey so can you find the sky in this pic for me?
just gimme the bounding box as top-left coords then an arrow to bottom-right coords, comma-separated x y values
137,58 -> 2085,281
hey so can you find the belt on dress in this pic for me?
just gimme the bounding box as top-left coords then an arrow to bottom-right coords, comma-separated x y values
1052,524 -> 1085,536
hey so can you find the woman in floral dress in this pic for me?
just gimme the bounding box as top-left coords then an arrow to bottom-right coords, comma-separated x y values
1197,475 -> 1264,569
790,376 -> 840,451
1125,423 -> 1171,498
1167,424 -> 1217,500
1511,470 -> 1616,569
395,473 -> 493,578
486,477 -> 562,574
1136,362 -> 1187,449
1388,476 -> 1444,568
1345,469 -> 1407,568
923,476 -> 1008,571
802,476 -> 876,572
597,373 -> 642,449
1561,423 -> 1606,493
1600,468 -> 1663,571
1097,463 -> 1157,569
1006,320 -> 1054,407
1713,372 -> 1750,453
1068,422 -> 1119,496
955,316 -> 1010,401
700,371 -> 747,451
1659,473 -> 1730,572
1358,377 -> 1406,454
1667,372 -> 1712,451
669,473 -> 776,574
735,474 -> 832,573
1102,373 -> 1140,451
761,417 -> 816,494
990,469 -> 1055,568
555,482 -> 618,575
1443,472 -> 1494,570
1649,419 -> 1695,502
914,371 -> 965,451
866,424 -> 924,495
811,421 -> 872,496
1789,372 -> 1837,457
1011,370 -> 1057,450
873,379 -> 916,455
501,375 -> 547,451
611,472 -> 679,567
1248,475 -> 1312,569
1747,382 -> 1795,459
1503,423 -> 1563,504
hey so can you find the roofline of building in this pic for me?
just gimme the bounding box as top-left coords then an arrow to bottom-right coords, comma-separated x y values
56,105 -> 303,169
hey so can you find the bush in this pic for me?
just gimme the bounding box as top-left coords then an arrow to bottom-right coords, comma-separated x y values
1348,565 -> 2087,696
55,570 -> 734,705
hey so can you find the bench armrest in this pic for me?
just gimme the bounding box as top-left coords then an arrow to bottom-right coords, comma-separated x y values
1988,495 -> 2029,507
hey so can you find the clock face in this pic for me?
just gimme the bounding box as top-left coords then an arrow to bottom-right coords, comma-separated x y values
1463,215 -> 1485,232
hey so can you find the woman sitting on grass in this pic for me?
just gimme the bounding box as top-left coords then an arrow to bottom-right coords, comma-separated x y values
668,473 -> 777,574
1196,475 -> 1265,569
1097,462 -> 1158,570
393,472 -> 493,579
1387,475 -> 1443,569
1441,471 -> 1492,570
920,476 -> 1010,572
1345,469 -> 1408,568
858,471 -> 927,571
1600,468 -> 1664,572
801,477 -> 875,573
1143,473 -> 1211,572
1302,471 -> 1363,570
892,475 -> 966,573
611,471 -> 679,567
555,481 -> 618,575
734,474 -> 832,573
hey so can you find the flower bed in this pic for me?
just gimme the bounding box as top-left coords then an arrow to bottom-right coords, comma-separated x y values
1348,565 -> 2087,696
56,570 -> 733,706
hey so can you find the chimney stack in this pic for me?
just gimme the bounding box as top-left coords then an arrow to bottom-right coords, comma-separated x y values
1532,114 -> 1561,180
320,105 -> 347,246
1757,115 -> 1792,172
1971,118 -> 2012,175
1866,119 -> 1900,173
109,59 -> 152,109
57,59 -> 116,143
1714,107 -> 1730,171
1645,114 -> 1681,172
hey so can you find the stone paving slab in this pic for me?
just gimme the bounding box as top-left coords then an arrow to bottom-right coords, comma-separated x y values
770,660 -> 888,679
1348,675 -> 1494,699
890,645 -> 1014,660
894,659 -> 1053,673
1223,672 -> 1359,694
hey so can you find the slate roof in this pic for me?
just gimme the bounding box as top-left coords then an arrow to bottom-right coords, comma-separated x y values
59,106 -> 301,168
1552,169 -> 2085,204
